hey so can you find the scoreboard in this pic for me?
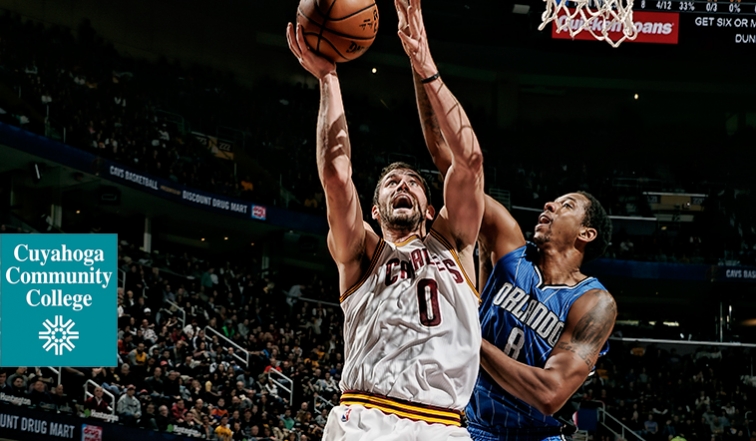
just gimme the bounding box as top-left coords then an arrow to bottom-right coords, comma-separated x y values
639,0 -> 756,46
553,0 -> 756,46
641,0 -> 756,17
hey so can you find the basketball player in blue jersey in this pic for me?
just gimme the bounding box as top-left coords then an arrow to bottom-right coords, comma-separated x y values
287,2 -> 486,439
405,31 -> 617,441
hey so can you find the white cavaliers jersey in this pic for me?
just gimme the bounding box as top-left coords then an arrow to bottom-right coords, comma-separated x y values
339,230 -> 481,411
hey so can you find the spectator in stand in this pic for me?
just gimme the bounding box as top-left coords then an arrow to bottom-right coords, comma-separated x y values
163,370 -> 182,401
223,319 -> 236,339
696,390 -> 711,410
144,366 -> 166,400
240,408 -> 255,434
663,418 -> 678,439
0,371 -> 9,393
156,405 -> 172,431
315,371 -> 337,396
190,398 -> 206,420
51,384 -> 76,413
231,420 -> 245,440
7,367 -> 28,389
187,378 -> 206,403
7,376 -> 26,401
264,357 -> 281,374
202,268 -> 216,289
116,363 -> 138,391
158,349 -> 174,369
128,342 -> 150,374
118,333 -> 135,358
28,378 -> 53,408
215,415 -> 234,441
172,397 -> 188,422
179,411 -> 201,433
84,387 -> 111,413
141,319 -> 158,345
139,402 -> 159,430
116,385 -> 142,425
192,329 -> 207,351
627,411 -> 644,436
194,341 -> 212,364
273,420 -> 288,440
192,414 -> 209,439
212,397 -> 229,421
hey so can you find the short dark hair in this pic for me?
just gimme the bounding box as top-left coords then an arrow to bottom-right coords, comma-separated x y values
373,162 -> 431,207
578,191 -> 611,262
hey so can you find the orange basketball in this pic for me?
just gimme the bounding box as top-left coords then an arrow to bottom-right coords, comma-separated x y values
296,0 -> 379,63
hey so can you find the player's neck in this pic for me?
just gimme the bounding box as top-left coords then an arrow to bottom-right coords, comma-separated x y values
537,248 -> 585,286
382,226 -> 423,244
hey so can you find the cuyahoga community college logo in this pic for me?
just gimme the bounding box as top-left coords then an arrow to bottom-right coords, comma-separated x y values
39,315 -> 79,355
0,234 -> 117,367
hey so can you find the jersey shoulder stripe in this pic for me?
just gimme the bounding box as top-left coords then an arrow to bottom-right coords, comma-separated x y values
428,229 -> 480,300
340,238 -> 386,303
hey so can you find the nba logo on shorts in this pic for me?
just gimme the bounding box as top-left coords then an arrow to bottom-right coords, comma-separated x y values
341,408 -> 352,422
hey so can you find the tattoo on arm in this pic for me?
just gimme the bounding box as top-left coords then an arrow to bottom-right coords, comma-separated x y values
560,292 -> 617,367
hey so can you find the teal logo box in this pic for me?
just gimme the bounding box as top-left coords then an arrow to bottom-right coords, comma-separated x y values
0,234 -> 117,367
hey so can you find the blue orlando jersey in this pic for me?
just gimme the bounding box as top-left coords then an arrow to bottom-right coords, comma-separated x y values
466,243 -> 608,438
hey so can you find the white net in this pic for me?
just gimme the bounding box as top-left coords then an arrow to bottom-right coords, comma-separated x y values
538,0 -> 639,48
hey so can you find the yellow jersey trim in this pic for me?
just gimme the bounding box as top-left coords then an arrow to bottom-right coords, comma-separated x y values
393,234 -> 420,248
340,391 -> 462,427
429,229 -> 481,302
340,239 -> 386,303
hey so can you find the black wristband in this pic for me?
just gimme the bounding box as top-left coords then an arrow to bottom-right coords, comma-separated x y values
421,72 -> 440,84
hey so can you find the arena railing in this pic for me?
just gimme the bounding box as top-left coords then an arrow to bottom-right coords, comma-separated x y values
155,109 -> 190,136
46,367 -> 62,388
118,269 -> 126,293
43,116 -> 67,144
745,411 -> 752,438
313,394 -> 335,412
204,326 -> 249,367
300,297 -> 339,308
268,368 -> 294,405
610,337 -> 756,348
215,125 -> 250,152
164,300 -> 186,328
596,402 -> 647,441
83,379 -> 117,417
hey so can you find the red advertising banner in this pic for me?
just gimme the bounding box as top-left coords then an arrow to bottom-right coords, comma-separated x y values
82,424 -> 103,441
551,10 -> 680,44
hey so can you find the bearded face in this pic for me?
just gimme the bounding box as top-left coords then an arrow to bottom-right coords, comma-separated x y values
374,170 -> 430,233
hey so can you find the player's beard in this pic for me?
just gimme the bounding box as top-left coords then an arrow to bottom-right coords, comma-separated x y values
379,200 -> 424,232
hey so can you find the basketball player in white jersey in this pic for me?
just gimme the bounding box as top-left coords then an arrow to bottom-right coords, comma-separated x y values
286,0 -> 485,437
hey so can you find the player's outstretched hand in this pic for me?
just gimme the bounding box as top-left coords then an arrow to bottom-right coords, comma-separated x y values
286,22 -> 336,80
395,0 -> 437,79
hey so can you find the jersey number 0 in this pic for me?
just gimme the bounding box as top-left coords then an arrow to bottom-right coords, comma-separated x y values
417,279 -> 441,327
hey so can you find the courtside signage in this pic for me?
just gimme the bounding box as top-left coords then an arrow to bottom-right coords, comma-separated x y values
0,234 -> 117,367
552,10 -> 680,44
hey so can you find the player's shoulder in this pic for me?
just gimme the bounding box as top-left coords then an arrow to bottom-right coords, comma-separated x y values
492,241 -> 535,270
570,287 -> 616,318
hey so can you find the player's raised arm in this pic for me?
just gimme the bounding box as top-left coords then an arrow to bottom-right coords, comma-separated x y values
407,56 -> 525,285
396,0 -> 483,255
286,23 -> 377,291
480,289 -> 617,416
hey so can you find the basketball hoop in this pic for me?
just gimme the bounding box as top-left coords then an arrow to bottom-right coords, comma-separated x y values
539,0 -> 639,47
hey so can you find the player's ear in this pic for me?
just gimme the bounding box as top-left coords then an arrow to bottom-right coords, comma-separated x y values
425,204 -> 435,221
578,226 -> 597,244
371,205 -> 380,221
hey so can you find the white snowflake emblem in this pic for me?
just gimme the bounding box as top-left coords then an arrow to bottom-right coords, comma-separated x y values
39,316 -> 79,355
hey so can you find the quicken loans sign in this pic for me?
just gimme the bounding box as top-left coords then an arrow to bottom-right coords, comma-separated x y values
0,234 -> 117,367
